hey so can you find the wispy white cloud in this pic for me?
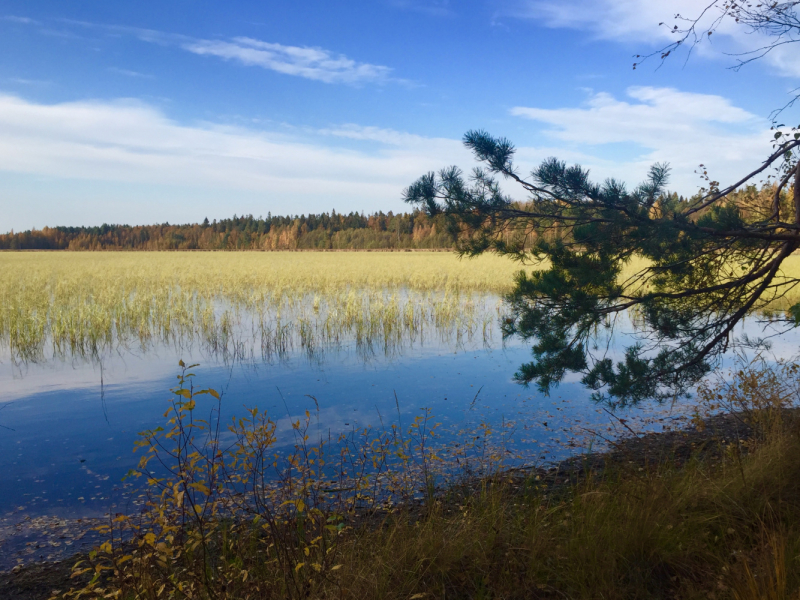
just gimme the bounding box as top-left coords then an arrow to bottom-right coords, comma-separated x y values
506,0 -> 698,43
6,77 -> 51,86
318,124 -> 429,146
386,0 -> 454,17
55,19 -> 400,86
183,37 -> 394,84
2,15 -> 40,25
508,0 -> 800,77
107,67 -> 153,79
511,86 -> 771,190
0,88 -> 777,229
0,94 -> 470,228
511,87 -> 757,142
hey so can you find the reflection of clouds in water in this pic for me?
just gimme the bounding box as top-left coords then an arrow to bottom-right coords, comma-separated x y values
0,293 -> 510,404
0,346 -> 182,403
1,310 -> 800,538
273,405 -> 360,441
2,289 -> 507,378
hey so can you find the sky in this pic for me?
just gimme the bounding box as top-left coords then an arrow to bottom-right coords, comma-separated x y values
1,0 -> 798,231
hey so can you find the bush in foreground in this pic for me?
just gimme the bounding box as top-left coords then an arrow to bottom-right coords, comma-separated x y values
57,362 -> 800,600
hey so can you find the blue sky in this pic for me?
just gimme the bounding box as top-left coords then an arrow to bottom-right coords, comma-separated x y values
1,0 -> 797,231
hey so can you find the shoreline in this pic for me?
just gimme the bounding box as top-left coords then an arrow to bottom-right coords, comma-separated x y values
0,409 -> 763,600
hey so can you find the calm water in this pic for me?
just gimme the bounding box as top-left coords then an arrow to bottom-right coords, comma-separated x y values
0,300 -> 797,567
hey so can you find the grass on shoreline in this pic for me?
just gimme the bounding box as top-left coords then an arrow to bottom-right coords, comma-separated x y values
335,425 -> 800,600
44,361 -> 800,600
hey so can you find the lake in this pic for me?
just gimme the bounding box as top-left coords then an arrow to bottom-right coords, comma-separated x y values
1,252 -> 798,569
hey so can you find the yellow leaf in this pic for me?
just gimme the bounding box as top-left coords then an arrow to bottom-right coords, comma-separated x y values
144,533 -> 156,546
189,482 -> 211,495
410,595 -> 427,599
295,562 -> 304,572
331,564 -> 343,571
209,389 -> 220,399
70,568 -> 92,578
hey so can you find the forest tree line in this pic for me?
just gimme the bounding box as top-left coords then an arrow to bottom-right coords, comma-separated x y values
0,185 -> 779,252
0,210 -> 457,251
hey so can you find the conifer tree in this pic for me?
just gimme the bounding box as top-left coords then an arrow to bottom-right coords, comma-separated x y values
405,2 -> 800,405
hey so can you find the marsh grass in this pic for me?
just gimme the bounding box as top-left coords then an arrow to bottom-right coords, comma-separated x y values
6,251 -> 800,364
5,251 -> 800,363
0,252 -> 518,363
54,361 -> 800,600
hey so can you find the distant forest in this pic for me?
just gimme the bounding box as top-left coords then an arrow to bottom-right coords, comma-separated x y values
0,186 -> 776,252
0,210 -> 457,251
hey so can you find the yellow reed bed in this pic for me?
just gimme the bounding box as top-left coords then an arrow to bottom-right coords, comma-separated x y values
620,254 -> 800,311
0,251 -> 520,361
3,251 -> 800,362
0,251 -> 521,293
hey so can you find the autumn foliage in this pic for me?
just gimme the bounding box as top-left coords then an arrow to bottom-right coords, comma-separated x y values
0,210 -> 456,251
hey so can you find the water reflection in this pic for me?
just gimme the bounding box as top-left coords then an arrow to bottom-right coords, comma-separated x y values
4,288 -> 502,366
0,301 -> 798,568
